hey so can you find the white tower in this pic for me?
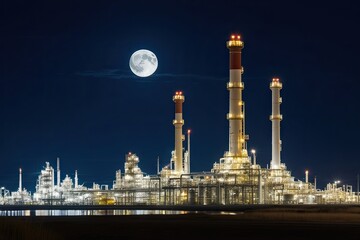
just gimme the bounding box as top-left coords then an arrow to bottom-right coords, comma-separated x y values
226,34 -> 247,157
57,157 -> 60,187
173,91 -> 185,174
270,78 -> 282,169
75,170 -> 78,189
183,129 -> 191,174
19,168 -> 22,192
187,129 -> 191,173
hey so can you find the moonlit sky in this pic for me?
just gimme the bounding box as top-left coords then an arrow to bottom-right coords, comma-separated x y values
1,1 -> 359,191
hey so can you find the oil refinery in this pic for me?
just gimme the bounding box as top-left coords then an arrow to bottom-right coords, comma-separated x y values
0,35 -> 358,206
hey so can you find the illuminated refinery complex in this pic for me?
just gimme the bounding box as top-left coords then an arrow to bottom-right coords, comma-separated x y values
1,35 -> 357,206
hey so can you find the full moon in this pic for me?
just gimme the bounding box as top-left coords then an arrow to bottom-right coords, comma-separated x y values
129,49 -> 158,77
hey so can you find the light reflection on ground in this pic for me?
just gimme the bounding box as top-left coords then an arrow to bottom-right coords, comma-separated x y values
0,209 -> 190,216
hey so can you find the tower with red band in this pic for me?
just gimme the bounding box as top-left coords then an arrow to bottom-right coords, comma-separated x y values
173,91 -> 185,174
226,34 -> 247,157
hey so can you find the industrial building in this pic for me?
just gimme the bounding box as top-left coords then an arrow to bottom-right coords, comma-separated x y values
0,35 -> 358,206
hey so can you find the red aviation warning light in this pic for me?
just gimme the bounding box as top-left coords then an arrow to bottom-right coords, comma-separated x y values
271,77 -> 282,88
173,91 -> 185,102
272,78 -> 280,82
227,34 -> 243,48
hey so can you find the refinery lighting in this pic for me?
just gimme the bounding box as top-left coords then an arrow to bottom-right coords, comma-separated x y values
0,34 -> 357,206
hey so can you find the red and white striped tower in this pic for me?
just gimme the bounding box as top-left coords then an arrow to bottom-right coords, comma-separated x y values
226,34 -> 247,157
173,91 -> 185,174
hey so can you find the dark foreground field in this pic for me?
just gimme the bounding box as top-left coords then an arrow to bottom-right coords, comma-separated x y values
1,207 -> 360,240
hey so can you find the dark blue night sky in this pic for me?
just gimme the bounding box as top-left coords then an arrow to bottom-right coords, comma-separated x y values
1,1 -> 359,191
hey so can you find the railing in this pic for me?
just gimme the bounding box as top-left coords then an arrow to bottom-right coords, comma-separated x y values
227,82 -> 244,89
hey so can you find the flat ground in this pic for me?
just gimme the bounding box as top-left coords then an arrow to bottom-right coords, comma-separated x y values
1,207 -> 360,240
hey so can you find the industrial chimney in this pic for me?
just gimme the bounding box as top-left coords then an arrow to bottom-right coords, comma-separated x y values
226,34 -> 247,157
173,91 -> 185,174
270,78 -> 282,169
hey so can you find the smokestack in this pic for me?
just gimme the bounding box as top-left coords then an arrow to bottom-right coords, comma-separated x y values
57,157 -> 60,187
19,168 -> 22,192
270,78 -> 282,169
173,91 -> 185,174
305,170 -> 309,183
226,34 -> 246,157
75,170 -> 78,189
251,149 -> 256,165
157,156 -> 160,175
187,129 -> 191,173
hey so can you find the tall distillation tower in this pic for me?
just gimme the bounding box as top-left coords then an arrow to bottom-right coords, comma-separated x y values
270,78 -> 282,169
226,34 -> 249,162
173,91 -> 185,174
